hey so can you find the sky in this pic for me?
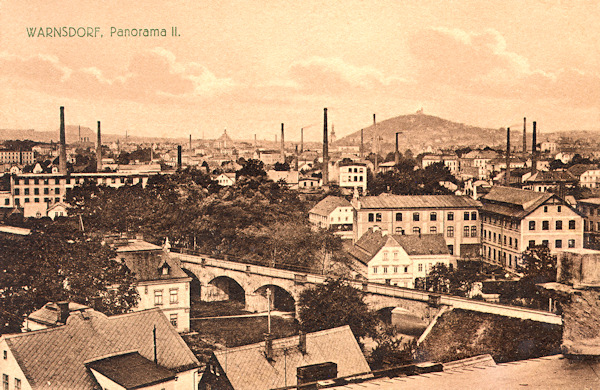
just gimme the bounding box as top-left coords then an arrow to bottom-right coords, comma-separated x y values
0,0 -> 599,142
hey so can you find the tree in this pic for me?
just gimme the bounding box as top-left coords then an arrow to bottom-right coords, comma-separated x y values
0,221 -> 139,333
236,159 -> 266,178
297,278 -> 377,341
425,262 -> 484,297
368,324 -> 416,370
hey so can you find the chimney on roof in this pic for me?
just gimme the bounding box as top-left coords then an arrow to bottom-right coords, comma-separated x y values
532,121 -> 537,174
281,123 -> 285,162
323,108 -> 329,186
177,145 -> 182,170
91,296 -> 102,312
523,117 -> 527,155
96,121 -> 102,172
264,334 -> 273,360
299,330 -> 307,354
57,301 -> 69,324
506,127 -> 511,186
59,106 -> 67,174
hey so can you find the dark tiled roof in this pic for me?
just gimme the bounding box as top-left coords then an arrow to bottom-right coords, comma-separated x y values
28,302 -> 89,327
4,309 -> 199,390
524,170 -> 576,183
358,195 -> 480,210
120,250 -> 189,282
482,186 -> 552,210
390,234 -> 450,256
86,352 -> 175,389
352,228 -> 387,260
310,196 -> 352,217
567,164 -> 599,177
214,326 -> 370,390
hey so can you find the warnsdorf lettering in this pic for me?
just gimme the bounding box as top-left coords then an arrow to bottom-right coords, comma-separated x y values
26,27 -> 101,37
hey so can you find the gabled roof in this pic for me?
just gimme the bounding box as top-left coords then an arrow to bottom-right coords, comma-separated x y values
309,196 -> 352,217
358,195 -> 481,210
214,325 -> 370,390
390,234 -> 450,256
567,164 -> 599,177
119,250 -> 188,282
348,228 -> 388,265
481,186 -> 558,219
4,309 -> 199,390
27,302 -> 89,327
524,170 -> 576,183
86,351 -> 175,390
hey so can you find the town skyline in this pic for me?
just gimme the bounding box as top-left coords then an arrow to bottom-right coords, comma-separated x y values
1,0 -> 600,142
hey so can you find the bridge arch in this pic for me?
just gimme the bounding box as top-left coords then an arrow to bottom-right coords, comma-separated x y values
205,275 -> 246,304
250,284 -> 296,313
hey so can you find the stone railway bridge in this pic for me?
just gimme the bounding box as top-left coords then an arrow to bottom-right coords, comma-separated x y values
171,249 -> 562,326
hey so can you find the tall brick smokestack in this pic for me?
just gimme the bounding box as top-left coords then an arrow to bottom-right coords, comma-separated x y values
177,145 -> 182,170
532,121 -> 537,173
300,128 -> 304,153
360,129 -> 364,158
189,134 -> 192,151
373,114 -> 378,173
523,117 -> 527,154
505,127 -> 511,186
280,123 -> 285,162
96,121 -> 102,172
323,108 -> 329,185
294,145 -> 299,171
395,132 -> 401,165
59,106 -> 67,174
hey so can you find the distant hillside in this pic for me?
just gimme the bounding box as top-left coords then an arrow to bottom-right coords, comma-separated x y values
0,126 -> 95,144
337,113 -> 520,153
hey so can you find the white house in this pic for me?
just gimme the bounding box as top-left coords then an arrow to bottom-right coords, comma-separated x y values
216,172 -> 236,186
347,228 -> 454,287
309,196 -> 353,230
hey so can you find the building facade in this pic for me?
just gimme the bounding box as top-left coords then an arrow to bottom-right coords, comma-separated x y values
352,194 -> 482,258
0,150 -> 34,165
576,198 -> 600,249
481,186 -> 584,270
309,196 -> 353,230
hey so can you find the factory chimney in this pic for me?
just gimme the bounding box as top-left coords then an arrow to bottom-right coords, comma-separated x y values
281,123 -> 285,162
294,145 -> 299,171
360,129 -> 364,158
395,132 -> 401,165
189,134 -> 192,151
505,127 -> 511,186
59,106 -> 67,174
373,114 -> 379,173
532,121 -> 537,173
254,134 -> 257,149
96,121 -> 102,172
323,108 -> 329,186
300,128 -> 304,153
177,145 -> 182,170
522,117 -> 527,155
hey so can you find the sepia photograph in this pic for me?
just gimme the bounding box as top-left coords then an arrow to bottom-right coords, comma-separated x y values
0,1 -> 599,388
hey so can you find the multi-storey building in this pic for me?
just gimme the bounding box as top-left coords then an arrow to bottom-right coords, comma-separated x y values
576,198 -> 600,249
0,150 -> 34,165
309,195 -> 353,230
480,186 -> 584,270
352,194 -> 482,258
337,162 -> 367,193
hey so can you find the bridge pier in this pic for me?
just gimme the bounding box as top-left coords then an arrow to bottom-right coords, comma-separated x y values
245,290 -> 274,313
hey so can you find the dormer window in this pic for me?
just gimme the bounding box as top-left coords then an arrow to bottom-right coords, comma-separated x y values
161,266 -> 169,275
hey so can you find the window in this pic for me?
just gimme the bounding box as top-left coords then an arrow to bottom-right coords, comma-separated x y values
395,212 -> 402,221
542,221 -> 549,230
395,227 -> 404,234
471,212 -> 477,220
34,188 -> 39,195
464,212 -> 470,220
447,226 -> 454,237
383,267 -> 388,274
14,188 -> 19,195
515,238 -> 518,248
544,206 -> 548,212
555,239 -> 562,249
542,240 -> 549,247
448,245 -> 454,255
418,264 -> 423,272
3,350 -> 6,360
169,289 -> 178,304
393,266 -> 398,273
34,198 -> 39,203
568,239 -> 575,248
375,213 -> 382,222
447,212 -> 454,221
55,178 -> 60,184
558,206 -> 562,212
383,251 -> 388,260
154,290 -> 163,306
430,226 -> 437,234
413,227 -> 421,234
368,213 -> 374,222
556,220 -> 563,230
471,226 -> 477,237
569,220 -> 576,229
170,313 -> 178,328
413,212 -> 420,221
24,198 -> 29,203
24,188 -> 29,195
404,266 -> 408,273
44,188 -> 49,195
2,374 -> 7,390
529,221 -> 536,230
430,212 -> 437,221
529,240 -> 535,248
373,266 -> 378,274
55,188 -> 60,195
463,226 -> 470,237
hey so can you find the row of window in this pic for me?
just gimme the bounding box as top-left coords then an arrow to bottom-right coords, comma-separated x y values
154,289 -> 179,305
388,225 -> 477,238
342,175 -> 364,182
527,239 -> 575,249
1,374 -> 21,390
528,220 -> 576,231
373,265 -> 410,274
16,177 -> 141,186
14,188 -> 60,196
483,230 -> 519,249
585,220 -> 600,232
14,197 -> 61,205
369,211 -> 477,223
484,246 -> 518,268
483,215 -> 519,230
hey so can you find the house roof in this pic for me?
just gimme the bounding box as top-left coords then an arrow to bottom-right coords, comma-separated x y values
578,198 -> 600,206
4,309 -> 199,390
567,164 -> 599,177
348,228 -> 388,265
120,250 -> 188,282
524,170 -> 576,183
390,234 -> 450,256
481,186 -> 564,219
309,196 -> 352,217
358,195 -> 481,210
114,239 -> 162,252
27,302 -> 90,327
86,351 -> 175,390
214,325 -> 370,390
324,355 -> 600,389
